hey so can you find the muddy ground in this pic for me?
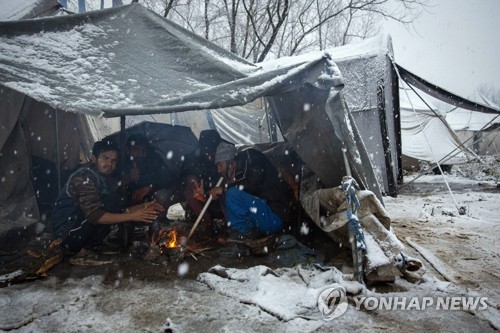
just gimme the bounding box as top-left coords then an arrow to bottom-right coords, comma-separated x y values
0,214 -> 348,287
389,178 -> 500,305
1,165 -> 499,332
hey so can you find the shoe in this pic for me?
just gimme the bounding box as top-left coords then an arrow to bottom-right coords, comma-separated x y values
225,234 -> 277,257
395,252 -> 423,271
395,252 -> 426,283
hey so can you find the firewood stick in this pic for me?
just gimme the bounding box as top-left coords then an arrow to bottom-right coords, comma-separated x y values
36,254 -> 63,275
188,251 -> 198,261
188,247 -> 212,259
184,177 -> 224,244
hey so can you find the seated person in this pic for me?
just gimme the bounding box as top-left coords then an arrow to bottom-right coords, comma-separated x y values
52,140 -> 163,256
181,130 -> 225,236
123,134 -> 180,209
209,142 -> 291,253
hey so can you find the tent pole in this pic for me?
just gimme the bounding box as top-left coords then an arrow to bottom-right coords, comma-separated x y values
205,109 -> 217,130
120,115 -> 126,174
264,98 -> 272,142
377,83 -> 397,196
264,98 -> 278,142
119,115 -> 131,248
391,62 -> 404,186
119,116 -> 127,197
342,146 -> 352,177
392,59 -> 464,215
55,109 -> 61,191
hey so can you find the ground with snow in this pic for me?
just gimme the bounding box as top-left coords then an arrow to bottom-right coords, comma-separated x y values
0,159 -> 499,332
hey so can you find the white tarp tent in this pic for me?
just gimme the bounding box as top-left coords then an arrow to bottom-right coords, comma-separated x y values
399,89 -> 476,166
445,91 -> 500,155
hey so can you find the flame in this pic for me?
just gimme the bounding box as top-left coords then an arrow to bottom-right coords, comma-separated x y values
167,229 -> 177,248
152,228 -> 179,251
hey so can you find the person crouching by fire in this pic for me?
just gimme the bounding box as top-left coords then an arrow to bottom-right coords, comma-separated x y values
209,142 -> 291,257
52,140 -> 164,257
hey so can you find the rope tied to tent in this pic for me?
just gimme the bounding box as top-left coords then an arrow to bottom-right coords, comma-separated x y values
341,176 -> 366,283
341,176 -> 365,249
389,55 -> 466,216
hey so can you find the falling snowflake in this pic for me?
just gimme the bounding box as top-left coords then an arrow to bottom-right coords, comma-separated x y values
300,222 -> 310,235
177,262 -> 189,277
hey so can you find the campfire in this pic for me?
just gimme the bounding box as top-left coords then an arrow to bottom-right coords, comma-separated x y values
149,225 -> 214,261
152,228 -> 180,254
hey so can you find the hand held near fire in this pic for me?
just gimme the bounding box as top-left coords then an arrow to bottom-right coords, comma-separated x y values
127,200 -> 164,223
183,176 -> 224,249
129,207 -> 156,223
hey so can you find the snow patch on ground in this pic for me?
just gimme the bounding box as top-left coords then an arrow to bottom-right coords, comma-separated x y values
0,159 -> 499,332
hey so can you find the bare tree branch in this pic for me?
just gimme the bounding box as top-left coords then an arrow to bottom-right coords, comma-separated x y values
257,0 -> 289,62
164,0 -> 177,17
142,0 -> 428,63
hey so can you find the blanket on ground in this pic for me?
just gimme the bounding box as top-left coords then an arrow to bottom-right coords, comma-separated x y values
198,264 -> 364,321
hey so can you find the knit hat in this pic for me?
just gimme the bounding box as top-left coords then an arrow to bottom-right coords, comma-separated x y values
214,142 -> 236,163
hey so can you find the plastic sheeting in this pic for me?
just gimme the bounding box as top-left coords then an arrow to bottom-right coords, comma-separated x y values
396,64 -> 500,115
0,4 -> 329,118
400,91 -> 475,165
0,4 -> 384,239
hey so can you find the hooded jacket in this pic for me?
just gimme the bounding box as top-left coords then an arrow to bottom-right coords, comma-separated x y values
228,148 -> 291,224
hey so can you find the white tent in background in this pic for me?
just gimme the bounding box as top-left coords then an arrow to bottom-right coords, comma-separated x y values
445,91 -> 500,155
399,88 -> 476,169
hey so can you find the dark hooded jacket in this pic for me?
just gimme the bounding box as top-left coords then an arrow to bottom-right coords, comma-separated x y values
229,148 -> 291,224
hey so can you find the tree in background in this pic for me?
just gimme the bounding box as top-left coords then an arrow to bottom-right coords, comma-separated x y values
140,0 -> 427,62
67,0 -> 427,62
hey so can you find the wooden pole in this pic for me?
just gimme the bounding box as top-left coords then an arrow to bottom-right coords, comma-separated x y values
185,176 -> 224,243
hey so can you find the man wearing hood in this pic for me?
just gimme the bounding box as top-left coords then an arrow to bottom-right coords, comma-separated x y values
209,142 -> 290,245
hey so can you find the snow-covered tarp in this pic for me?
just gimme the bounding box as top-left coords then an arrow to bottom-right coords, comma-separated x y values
1,3 -> 387,243
0,3 -> 330,117
0,0 -> 60,21
258,35 -> 400,196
